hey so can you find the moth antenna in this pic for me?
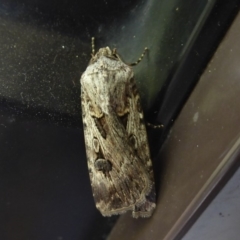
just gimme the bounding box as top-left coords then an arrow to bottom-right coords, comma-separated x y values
130,47 -> 148,66
91,37 -> 95,56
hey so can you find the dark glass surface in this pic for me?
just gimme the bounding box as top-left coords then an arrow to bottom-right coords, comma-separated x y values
1,0 -> 239,239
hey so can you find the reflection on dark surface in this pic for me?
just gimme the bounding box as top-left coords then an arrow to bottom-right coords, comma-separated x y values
0,0 -> 222,239
0,107 -> 118,240
0,0 -> 209,122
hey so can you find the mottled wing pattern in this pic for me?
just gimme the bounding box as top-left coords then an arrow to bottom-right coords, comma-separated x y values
81,50 -> 155,218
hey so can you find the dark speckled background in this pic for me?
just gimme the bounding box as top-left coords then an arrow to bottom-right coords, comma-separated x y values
0,0 -> 208,125
1,0 -> 239,239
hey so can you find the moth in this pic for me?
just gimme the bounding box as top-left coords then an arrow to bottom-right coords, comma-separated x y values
80,38 -> 156,218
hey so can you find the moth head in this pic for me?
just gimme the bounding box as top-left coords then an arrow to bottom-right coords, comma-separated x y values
97,47 -> 113,57
90,47 -> 121,64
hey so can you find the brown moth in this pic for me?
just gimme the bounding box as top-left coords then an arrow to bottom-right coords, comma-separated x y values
80,38 -> 156,218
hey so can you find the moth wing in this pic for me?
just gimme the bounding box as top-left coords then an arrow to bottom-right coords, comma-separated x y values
81,57 -> 155,217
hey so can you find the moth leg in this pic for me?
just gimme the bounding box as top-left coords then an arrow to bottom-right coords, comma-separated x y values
129,47 -> 148,66
147,122 -> 164,129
